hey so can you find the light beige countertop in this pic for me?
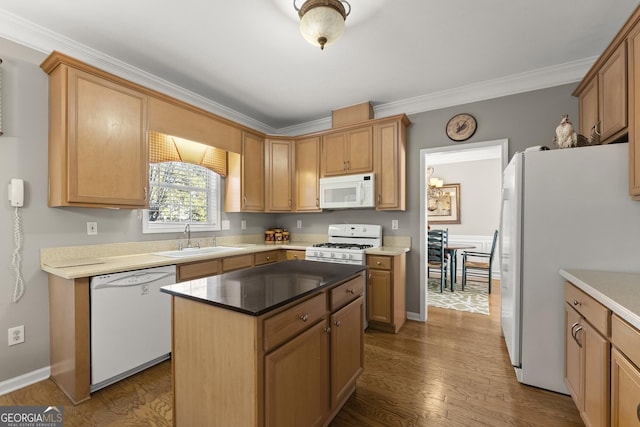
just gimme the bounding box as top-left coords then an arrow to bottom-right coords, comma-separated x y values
560,269 -> 640,330
41,235 -> 411,280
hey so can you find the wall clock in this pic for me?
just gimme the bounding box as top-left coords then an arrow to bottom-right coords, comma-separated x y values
446,113 -> 477,142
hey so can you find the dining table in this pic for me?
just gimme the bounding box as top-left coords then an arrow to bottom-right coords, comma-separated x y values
445,244 -> 475,289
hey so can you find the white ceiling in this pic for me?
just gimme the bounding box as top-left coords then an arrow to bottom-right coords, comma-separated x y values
0,0 -> 638,133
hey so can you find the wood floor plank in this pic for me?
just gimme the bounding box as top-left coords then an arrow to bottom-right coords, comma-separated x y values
0,286 -> 581,426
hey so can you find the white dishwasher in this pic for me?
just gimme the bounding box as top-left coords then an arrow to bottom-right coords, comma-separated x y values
90,265 -> 176,392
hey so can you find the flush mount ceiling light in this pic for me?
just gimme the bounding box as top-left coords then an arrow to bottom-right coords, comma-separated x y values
294,0 -> 351,50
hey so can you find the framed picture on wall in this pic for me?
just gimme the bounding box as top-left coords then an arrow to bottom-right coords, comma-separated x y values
427,183 -> 460,224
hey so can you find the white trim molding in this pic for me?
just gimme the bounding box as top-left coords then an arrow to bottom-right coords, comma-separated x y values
0,8 -> 591,136
0,366 -> 50,396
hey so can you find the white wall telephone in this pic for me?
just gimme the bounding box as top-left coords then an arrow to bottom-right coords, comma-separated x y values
9,178 -> 25,302
8,178 -> 24,207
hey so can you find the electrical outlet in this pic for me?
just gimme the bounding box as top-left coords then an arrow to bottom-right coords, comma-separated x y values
8,325 -> 24,346
221,220 -> 231,230
87,222 -> 98,235
241,220 -> 247,230
297,220 -> 302,229
392,220 -> 399,230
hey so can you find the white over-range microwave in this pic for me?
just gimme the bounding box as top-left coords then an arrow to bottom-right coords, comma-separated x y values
319,173 -> 375,209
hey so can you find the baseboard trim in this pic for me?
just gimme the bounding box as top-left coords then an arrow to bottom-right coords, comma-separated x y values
407,312 -> 422,322
0,366 -> 50,396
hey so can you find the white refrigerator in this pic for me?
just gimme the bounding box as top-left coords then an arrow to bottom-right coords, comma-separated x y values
500,142 -> 640,394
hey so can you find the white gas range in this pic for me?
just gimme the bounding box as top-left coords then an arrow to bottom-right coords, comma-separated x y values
305,224 -> 382,265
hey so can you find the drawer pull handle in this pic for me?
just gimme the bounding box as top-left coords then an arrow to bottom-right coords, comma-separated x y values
347,288 -> 355,294
573,325 -> 583,348
324,327 -> 331,334
334,320 -> 341,327
376,261 -> 382,266
299,314 -> 308,322
637,403 -> 640,422
266,256 -> 270,260
573,300 -> 581,306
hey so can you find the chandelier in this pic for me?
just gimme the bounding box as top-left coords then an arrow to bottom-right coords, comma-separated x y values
427,166 -> 445,212
294,0 -> 351,50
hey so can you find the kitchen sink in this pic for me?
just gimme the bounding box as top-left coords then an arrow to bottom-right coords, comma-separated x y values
151,246 -> 245,258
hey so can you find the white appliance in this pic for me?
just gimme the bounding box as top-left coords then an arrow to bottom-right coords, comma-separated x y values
304,224 -> 382,265
319,173 -> 375,209
500,143 -> 640,394
90,265 -> 176,392
305,224 -> 382,330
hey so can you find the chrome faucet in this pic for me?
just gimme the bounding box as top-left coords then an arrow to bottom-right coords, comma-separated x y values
184,224 -> 192,249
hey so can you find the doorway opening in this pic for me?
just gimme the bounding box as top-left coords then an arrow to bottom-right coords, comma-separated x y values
418,139 -> 508,321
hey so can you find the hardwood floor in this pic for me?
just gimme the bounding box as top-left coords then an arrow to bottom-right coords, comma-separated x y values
0,288 -> 582,426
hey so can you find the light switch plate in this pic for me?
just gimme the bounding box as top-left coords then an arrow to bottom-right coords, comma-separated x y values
241,220 -> 247,230
391,220 -> 398,230
221,220 -> 231,230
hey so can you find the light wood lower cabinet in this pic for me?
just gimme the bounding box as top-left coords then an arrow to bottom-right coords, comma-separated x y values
611,314 -> 640,426
265,319 -> 330,427
366,253 -> 406,333
171,273 -> 365,426
564,282 -> 611,427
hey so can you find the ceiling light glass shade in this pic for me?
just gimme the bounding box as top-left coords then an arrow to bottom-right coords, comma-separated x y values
296,0 -> 350,50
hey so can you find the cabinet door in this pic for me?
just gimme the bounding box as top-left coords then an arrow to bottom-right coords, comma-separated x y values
265,139 -> 294,211
374,120 -> 405,210
322,132 -> 347,176
611,347 -> 640,427
599,42 -> 628,142
564,304 -> 583,409
331,297 -> 364,408
295,137 -> 321,211
346,126 -> 373,173
265,320 -> 329,427
582,320 -> 610,427
578,77 -> 599,139
241,132 -> 265,211
367,269 -> 392,324
628,25 -> 640,199
67,68 -> 148,207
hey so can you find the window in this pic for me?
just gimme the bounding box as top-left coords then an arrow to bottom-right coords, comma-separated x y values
143,161 -> 221,233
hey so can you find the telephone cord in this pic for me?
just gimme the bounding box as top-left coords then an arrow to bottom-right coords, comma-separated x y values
12,206 -> 25,302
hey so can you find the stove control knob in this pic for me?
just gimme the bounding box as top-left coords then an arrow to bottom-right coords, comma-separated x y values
341,253 -> 347,259
348,254 -> 353,260
330,252 -> 335,258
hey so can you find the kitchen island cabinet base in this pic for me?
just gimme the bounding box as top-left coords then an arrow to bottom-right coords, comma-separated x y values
169,272 -> 365,427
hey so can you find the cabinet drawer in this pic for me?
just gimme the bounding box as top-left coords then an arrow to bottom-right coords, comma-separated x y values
285,250 -> 305,260
255,250 -> 279,266
330,274 -> 364,311
564,282 -> 610,336
177,259 -> 219,282
264,293 -> 327,352
222,254 -> 254,272
612,315 -> 640,369
367,255 -> 391,270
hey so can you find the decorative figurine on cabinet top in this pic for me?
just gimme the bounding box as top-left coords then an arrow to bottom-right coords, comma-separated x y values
553,114 -> 598,149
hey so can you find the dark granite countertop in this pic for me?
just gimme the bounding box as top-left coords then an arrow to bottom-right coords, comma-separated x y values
160,260 -> 366,316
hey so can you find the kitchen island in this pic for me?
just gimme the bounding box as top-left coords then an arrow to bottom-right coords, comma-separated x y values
160,260 -> 366,427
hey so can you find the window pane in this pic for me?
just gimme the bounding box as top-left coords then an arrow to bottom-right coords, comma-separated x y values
148,161 -> 219,228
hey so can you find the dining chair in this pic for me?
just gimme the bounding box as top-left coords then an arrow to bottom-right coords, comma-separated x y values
461,229 -> 499,293
427,229 -> 449,292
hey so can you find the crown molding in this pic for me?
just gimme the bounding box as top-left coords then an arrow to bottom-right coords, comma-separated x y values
1,9 -> 591,137
0,9 -> 277,134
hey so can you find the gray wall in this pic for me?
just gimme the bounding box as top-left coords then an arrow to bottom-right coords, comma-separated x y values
0,40 -> 578,383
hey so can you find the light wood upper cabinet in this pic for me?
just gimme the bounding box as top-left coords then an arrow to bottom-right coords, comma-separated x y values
628,23 -> 640,199
225,131 -> 265,212
374,118 -> 408,211
599,42 -> 628,142
43,59 -> 149,208
578,77 -> 599,138
265,138 -> 294,212
321,126 -> 373,177
295,136 -> 321,212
